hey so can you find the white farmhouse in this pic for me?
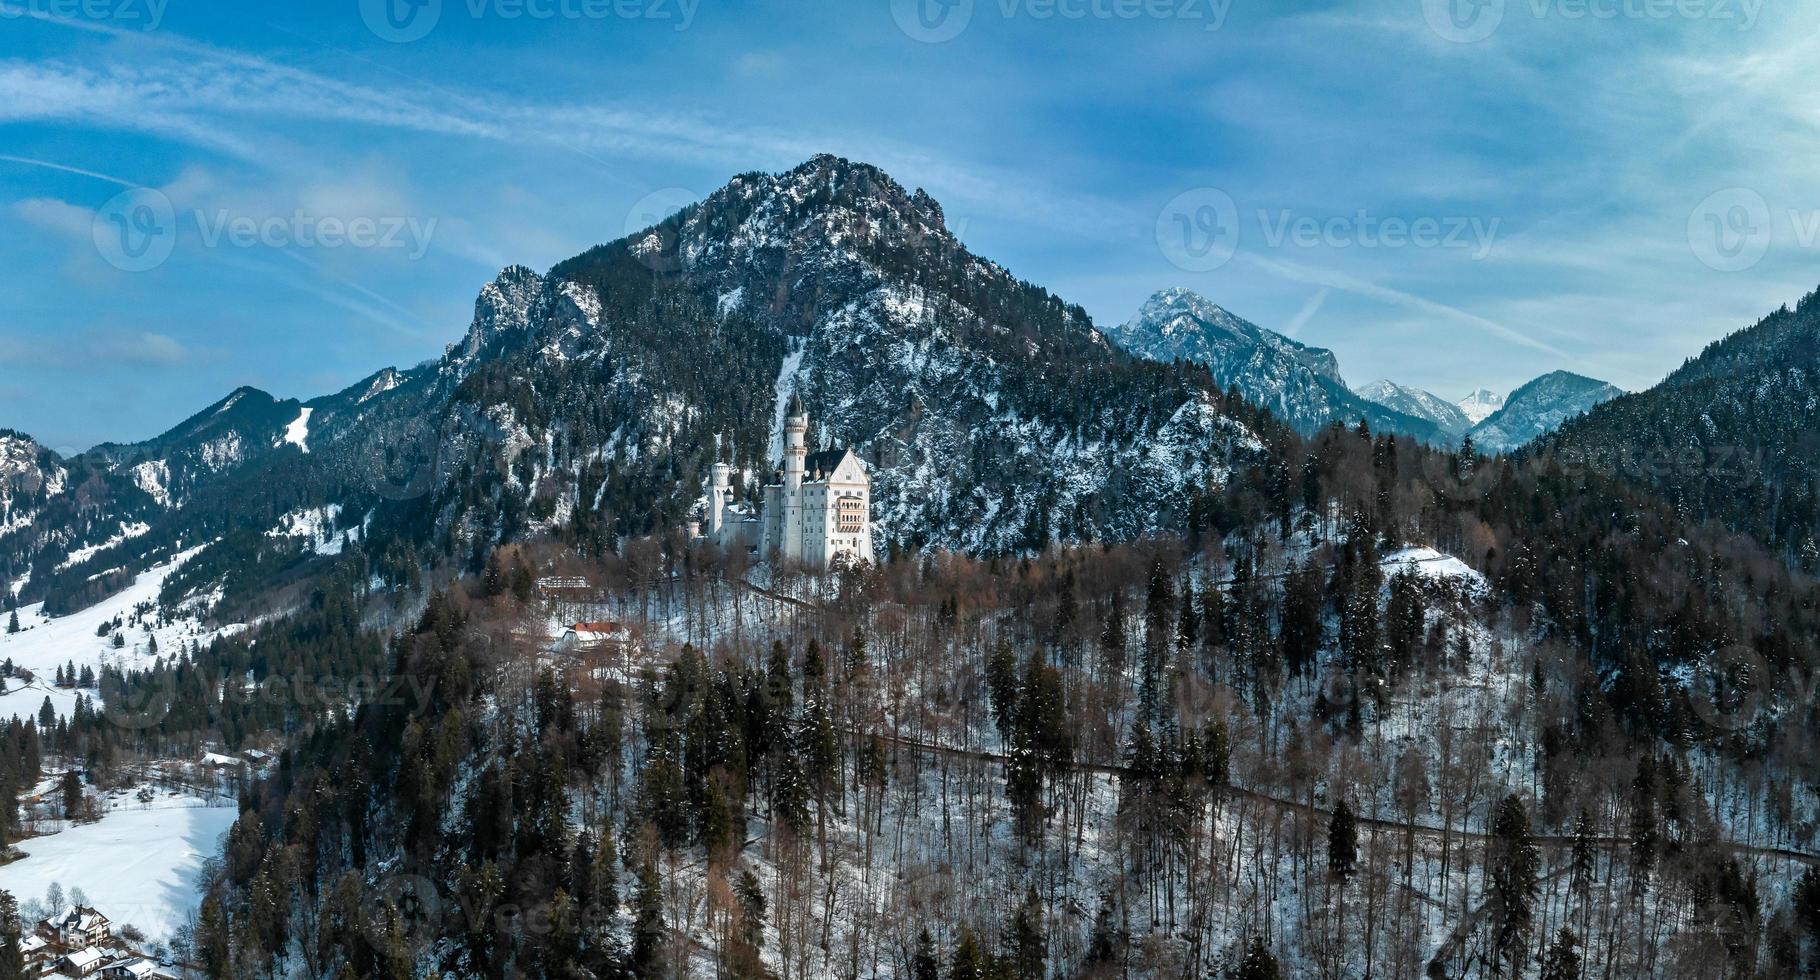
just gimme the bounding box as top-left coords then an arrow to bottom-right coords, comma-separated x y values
703,393 -> 873,570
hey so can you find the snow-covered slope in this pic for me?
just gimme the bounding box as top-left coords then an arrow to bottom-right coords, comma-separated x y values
0,546 -> 236,723
0,788 -> 237,940
1468,370 -> 1623,452
1356,379 -> 1472,437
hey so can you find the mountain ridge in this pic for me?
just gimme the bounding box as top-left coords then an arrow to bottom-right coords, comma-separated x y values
1104,288 -> 1446,443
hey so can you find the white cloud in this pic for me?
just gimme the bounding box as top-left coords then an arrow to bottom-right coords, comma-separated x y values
10,196 -> 92,239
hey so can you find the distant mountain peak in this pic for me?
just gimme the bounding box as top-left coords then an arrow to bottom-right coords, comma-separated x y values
1469,370 -> 1622,452
1107,290 -> 1452,442
1457,386 -> 1505,425
1110,289 -> 1343,383
1356,379 -> 1472,437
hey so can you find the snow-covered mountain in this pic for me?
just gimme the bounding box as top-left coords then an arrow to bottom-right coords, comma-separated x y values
424,157 -> 1272,554
1355,380 -> 1472,437
3,155 -> 1292,617
1468,370 -> 1623,452
1105,290 -> 1444,443
0,431 -> 64,545
1456,387 -> 1505,425
1105,288 -> 1343,383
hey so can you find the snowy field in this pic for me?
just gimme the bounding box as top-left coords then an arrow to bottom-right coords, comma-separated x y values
0,546 -> 241,723
0,789 -> 236,940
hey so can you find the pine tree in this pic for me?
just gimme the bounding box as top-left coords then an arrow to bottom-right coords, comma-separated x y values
60,769 -> 82,822
0,890 -> 22,980
1538,927 -> 1582,980
986,640 -> 1019,741
950,926 -> 986,980
1010,885 -> 1044,980
913,928 -> 940,980
1230,934 -> 1281,980
1327,800 -> 1358,881
631,859 -> 665,977
1630,755 -> 1659,890
4,612 -> 15,635
1487,794 -> 1541,974
1794,866 -> 1820,939
1570,808 -> 1595,899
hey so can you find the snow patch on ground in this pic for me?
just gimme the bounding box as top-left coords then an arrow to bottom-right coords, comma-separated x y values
55,522 -> 151,571
267,505 -> 347,555
281,407 -> 313,453
767,342 -> 807,463
1381,545 -> 1488,592
0,789 -> 237,940
129,461 -> 170,508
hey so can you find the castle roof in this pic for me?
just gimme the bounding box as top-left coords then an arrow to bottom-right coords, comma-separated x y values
785,391 -> 805,417
805,449 -> 854,476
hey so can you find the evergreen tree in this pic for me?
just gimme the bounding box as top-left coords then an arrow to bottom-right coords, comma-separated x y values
1570,808 -> 1595,899
4,612 -> 15,635
986,640 -> 1019,741
950,925 -> 986,980
1010,885 -> 1044,980
631,859 -> 665,977
1794,866 -> 1820,939
1487,794 -> 1541,975
1539,927 -> 1582,980
1327,800 -> 1358,881
1230,935 -> 1281,980
913,928 -> 940,980
1630,755 -> 1659,890
0,890 -> 22,980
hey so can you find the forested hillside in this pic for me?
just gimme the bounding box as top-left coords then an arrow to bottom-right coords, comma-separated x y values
1544,286 -> 1820,567
138,419 -> 1820,980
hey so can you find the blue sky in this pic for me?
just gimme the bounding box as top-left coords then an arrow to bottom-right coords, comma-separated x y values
3,0 -> 1817,448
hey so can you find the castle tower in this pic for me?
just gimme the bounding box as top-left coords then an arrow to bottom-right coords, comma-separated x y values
782,391 -> 807,561
708,436 -> 733,541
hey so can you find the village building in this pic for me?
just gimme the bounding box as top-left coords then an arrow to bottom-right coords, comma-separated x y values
553,621 -> 630,653
42,907 -> 109,950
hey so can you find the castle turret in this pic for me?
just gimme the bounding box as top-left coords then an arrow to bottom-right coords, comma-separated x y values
708,458 -> 732,539
782,391 -> 807,560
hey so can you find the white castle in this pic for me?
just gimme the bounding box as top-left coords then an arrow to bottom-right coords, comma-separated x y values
703,392 -> 874,570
